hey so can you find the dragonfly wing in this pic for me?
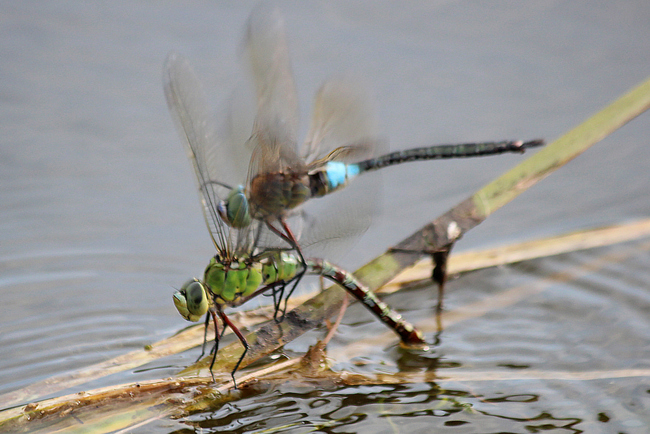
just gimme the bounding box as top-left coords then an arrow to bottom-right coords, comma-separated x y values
302,77 -> 378,164
164,52 -> 241,255
244,4 -> 304,180
298,78 -> 386,262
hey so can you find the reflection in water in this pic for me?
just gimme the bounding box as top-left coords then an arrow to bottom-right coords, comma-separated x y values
176,383 -> 591,433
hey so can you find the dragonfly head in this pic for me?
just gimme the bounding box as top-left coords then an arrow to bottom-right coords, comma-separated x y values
218,185 -> 252,228
173,278 -> 209,322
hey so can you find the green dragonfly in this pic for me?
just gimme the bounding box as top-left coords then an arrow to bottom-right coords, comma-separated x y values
172,254 -> 424,387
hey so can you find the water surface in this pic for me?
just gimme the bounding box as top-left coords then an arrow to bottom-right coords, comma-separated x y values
1,1 -> 649,432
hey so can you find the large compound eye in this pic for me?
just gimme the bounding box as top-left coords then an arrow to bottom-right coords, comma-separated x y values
218,185 -> 251,228
217,201 -> 231,226
173,279 -> 209,322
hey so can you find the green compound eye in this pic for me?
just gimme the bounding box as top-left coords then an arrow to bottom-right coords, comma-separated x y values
218,185 -> 251,228
173,279 -> 209,322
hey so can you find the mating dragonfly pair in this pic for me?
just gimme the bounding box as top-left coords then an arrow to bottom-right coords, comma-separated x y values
164,6 -> 542,387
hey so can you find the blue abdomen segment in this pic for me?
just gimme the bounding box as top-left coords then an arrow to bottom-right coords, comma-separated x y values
324,162 -> 360,191
309,162 -> 362,198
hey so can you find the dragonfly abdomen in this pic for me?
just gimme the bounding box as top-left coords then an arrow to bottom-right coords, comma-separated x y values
355,140 -> 545,172
309,162 -> 361,197
307,258 -> 425,345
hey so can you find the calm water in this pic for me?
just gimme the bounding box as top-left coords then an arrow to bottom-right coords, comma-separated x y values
1,1 -> 649,432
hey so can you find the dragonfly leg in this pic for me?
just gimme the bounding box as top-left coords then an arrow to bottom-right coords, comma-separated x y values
275,269 -> 306,322
280,218 -> 305,260
277,218 -> 308,319
207,309 -> 221,382
217,308 -> 249,389
207,310 -> 230,355
264,218 -> 308,322
196,312 -> 212,362
265,219 -> 301,254
270,282 -> 285,321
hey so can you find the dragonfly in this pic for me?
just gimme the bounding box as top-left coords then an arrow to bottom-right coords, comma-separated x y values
199,6 -> 543,315
172,254 -> 424,387
164,52 -> 426,387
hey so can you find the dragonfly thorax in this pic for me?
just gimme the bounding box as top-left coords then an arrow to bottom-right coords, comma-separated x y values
203,252 -> 302,306
204,255 -> 263,305
248,171 -> 311,217
172,252 -> 303,323
260,251 -> 301,284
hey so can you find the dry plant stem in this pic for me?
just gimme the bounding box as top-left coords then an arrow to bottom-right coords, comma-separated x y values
382,217 -> 650,292
432,246 -> 453,311
323,293 -> 349,346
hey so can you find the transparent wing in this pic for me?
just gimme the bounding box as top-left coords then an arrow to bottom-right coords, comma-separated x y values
296,78 -> 385,261
302,77 -> 379,164
164,52 -> 254,257
244,4 -> 305,182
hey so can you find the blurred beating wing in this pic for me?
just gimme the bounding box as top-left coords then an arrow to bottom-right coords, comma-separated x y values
295,77 -> 385,261
303,77 -> 379,165
164,52 -> 255,258
244,5 -> 305,183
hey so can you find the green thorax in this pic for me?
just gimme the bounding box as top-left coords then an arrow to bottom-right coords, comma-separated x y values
204,252 -> 301,305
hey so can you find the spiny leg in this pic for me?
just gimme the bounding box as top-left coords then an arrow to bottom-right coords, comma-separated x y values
207,309 -> 221,382
265,218 -> 302,258
265,218 -> 307,322
271,281 -> 289,322
196,311 -> 212,362
276,218 -> 308,318
217,308 -> 249,389
276,272 -> 306,321
208,311 -> 230,356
